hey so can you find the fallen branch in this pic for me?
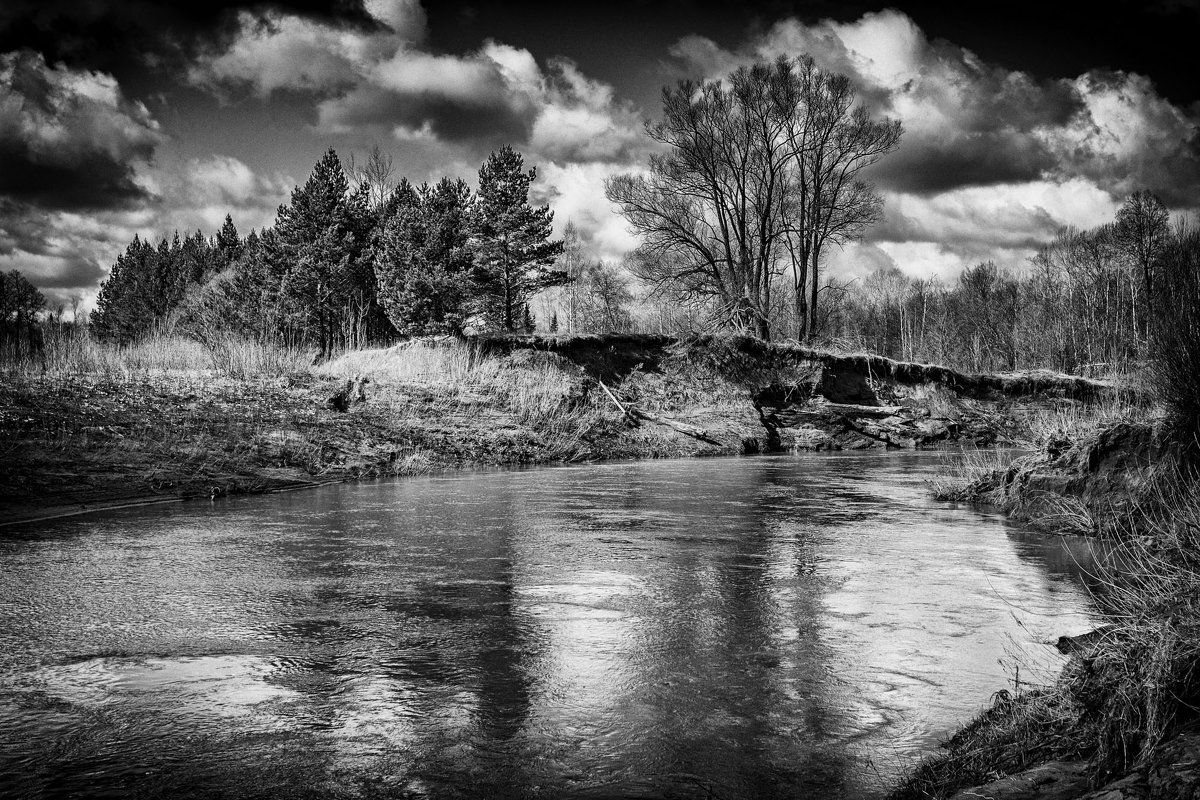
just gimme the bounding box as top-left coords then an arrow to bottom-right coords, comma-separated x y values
597,379 -> 723,446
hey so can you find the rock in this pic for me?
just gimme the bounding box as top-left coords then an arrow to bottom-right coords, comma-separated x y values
1077,772 -> 1147,799
948,760 -> 1090,800
1147,732 -> 1200,799
916,418 -> 954,443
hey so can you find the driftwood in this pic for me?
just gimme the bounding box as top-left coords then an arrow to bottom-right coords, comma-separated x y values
597,380 -> 723,446
326,375 -> 370,412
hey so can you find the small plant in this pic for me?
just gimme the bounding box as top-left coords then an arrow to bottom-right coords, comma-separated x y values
927,447 -> 1017,502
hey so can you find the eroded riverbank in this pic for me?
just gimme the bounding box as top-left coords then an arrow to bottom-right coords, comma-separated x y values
0,334 -> 1122,526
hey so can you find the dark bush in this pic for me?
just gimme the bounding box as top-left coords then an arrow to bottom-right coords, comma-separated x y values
1151,227 -> 1200,461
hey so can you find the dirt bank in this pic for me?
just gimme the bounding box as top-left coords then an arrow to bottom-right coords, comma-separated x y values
0,334 -> 1120,526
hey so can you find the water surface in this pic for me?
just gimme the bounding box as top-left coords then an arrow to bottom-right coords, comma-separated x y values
0,452 -> 1102,799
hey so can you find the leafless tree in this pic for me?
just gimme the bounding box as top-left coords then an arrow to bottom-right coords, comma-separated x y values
347,144 -> 398,210
607,56 -> 899,341
577,260 -> 634,333
779,56 -> 901,341
1115,189 -> 1170,324
606,59 -> 798,340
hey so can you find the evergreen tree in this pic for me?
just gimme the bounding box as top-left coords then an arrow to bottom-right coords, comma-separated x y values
375,177 -> 475,335
267,148 -> 379,357
93,235 -> 162,342
215,214 -> 243,267
0,270 -> 46,360
94,230 -> 221,343
469,146 -> 566,331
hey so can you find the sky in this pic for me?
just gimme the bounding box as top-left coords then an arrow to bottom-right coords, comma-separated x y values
2,0 -> 1199,310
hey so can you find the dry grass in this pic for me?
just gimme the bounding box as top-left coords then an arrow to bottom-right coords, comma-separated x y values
320,340 -> 589,420
1011,394 -> 1158,448
317,339 -> 598,461
889,689 -> 1089,799
927,447 -> 1019,503
11,327 -> 312,381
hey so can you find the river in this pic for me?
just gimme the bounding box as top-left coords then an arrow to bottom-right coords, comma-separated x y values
0,452 -> 1102,799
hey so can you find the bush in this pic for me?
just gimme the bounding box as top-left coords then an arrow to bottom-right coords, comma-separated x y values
1151,227 -> 1200,460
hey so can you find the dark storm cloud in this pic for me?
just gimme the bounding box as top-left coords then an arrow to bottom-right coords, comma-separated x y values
320,84 -> 534,147
0,51 -> 166,211
868,131 -> 1062,194
0,1 -> 384,88
0,200 -> 108,293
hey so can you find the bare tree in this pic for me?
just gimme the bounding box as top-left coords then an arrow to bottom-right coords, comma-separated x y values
558,220 -> 586,332
347,144 -> 398,211
606,59 -> 797,339
606,56 -> 899,341
577,260 -> 634,333
1115,189 -> 1169,324
780,56 -> 901,341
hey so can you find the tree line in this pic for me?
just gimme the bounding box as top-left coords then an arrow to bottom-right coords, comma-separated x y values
92,145 -> 566,357
0,270 -> 46,361
825,190 -> 1176,374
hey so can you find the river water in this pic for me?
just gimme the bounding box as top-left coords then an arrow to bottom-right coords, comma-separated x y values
0,452 -> 1101,799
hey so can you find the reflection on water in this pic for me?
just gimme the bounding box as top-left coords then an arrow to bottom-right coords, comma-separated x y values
0,451 -> 1102,799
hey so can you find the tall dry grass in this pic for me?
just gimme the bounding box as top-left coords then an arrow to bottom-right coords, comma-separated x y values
7,326 -> 311,381
1011,394 -> 1158,448
319,340 -> 583,424
927,446 -> 1019,503
318,339 -> 596,459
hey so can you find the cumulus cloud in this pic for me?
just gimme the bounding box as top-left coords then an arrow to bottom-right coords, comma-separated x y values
190,6 -> 646,165
668,9 -> 1200,280
0,155 -> 291,309
672,9 -> 1200,203
0,50 -> 165,211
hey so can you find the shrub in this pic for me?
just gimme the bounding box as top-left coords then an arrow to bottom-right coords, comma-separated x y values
1151,227 -> 1200,460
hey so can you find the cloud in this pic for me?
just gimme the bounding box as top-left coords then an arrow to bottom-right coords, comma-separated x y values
0,155 -> 292,310
191,8 -> 646,164
667,10 -> 1200,282
670,10 -> 1200,203
534,162 -> 642,262
0,50 -> 165,211
0,1 -> 390,86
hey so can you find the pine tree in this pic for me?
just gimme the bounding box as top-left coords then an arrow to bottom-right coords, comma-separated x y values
215,214 -> 243,267
0,270 -> 46,359
469,146 -> 566,331
268,148 -> 378,357
375,177 -> 475,335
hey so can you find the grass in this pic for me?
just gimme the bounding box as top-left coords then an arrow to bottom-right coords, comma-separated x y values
316,339 -> 597,460
1010,394 -> 1157,448
927,447 -> 1018,503
25,325 -> 312,381
0,332 -> 612,522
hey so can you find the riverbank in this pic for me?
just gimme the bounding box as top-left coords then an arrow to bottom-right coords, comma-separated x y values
1,333 -> 1120,526
892,411 -> 1200,799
